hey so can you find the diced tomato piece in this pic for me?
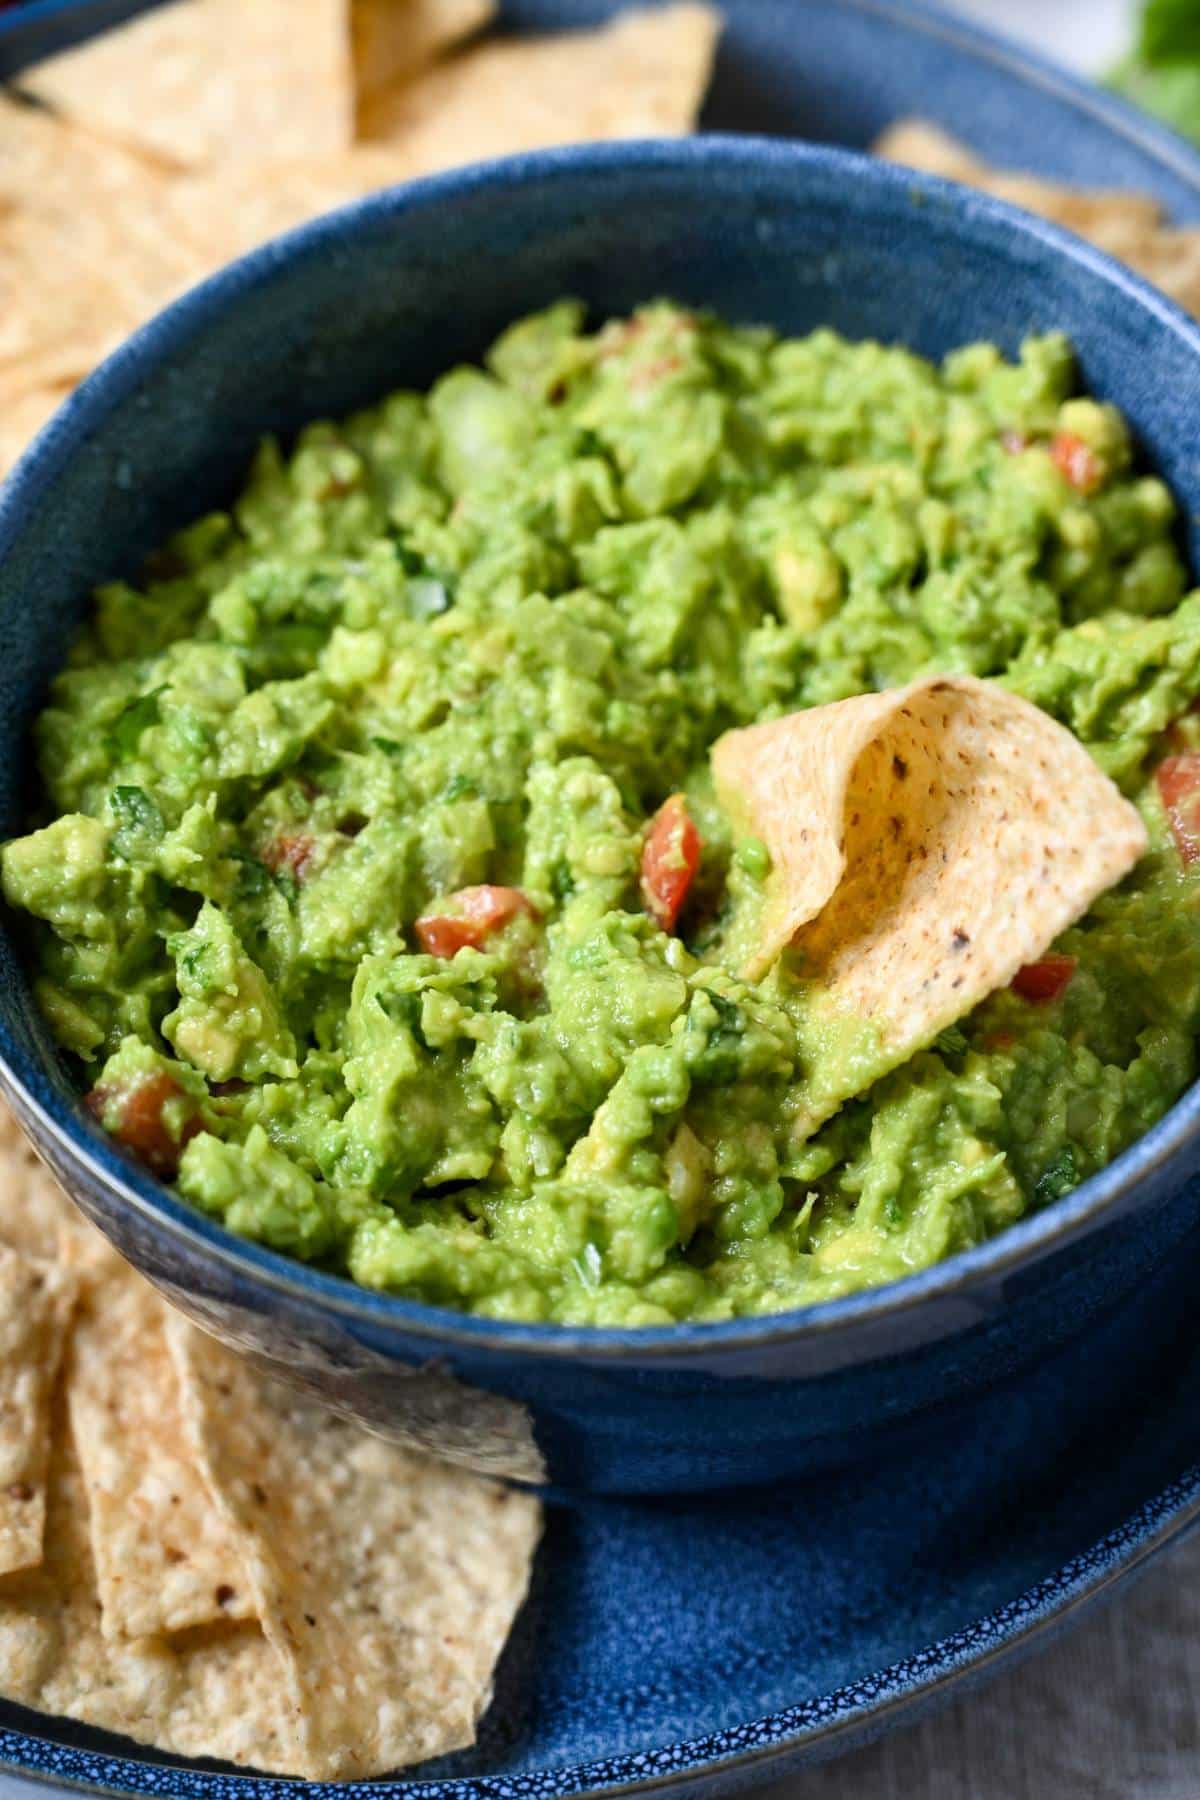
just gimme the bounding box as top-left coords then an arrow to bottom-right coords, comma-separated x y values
982,1029 -> 1017,1053
86,1072 -> 201,1178
414,885 -> 534,957
1011,954 -> 1077,1005
597,311 -> 697,363
1051,431 -> 1103,495
263,832 -> 319,883
640,794 -> 702,933
631,354 -> 685,392
1000,429 -> 1028,455
1157,752 -> 1200,864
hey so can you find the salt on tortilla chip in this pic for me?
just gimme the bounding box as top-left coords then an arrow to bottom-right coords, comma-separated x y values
713,676 -> 1147,1127
166,1314 -> 542,1780
874,119 -> 1200,317
352,0 -> 494,104
66,1269 -> 254,1640
0,1248 -> 77,1575
361,2 -> 720,154
0,1401 -> 304,1775
19,0 -> 355,172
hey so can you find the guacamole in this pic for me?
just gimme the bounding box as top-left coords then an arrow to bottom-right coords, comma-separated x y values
6,301 -> 1200,1326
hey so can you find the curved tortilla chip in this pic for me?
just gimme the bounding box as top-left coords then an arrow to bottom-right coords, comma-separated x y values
713,676 -> 1147,1123
166,1317 -> 542,1781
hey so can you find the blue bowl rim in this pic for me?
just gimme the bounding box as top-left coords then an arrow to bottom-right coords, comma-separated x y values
3,133 -> 1200,1361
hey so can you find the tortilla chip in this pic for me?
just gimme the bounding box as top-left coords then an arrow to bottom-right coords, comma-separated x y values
0,93 -> 203,298
0,1248 -> 77,1575
0,211 -> 139,383
0,1401 -> 304,1774
874,120 -> 1165,232
713,676 -> 1147,1126
18,0 -> 355,172
874,119 -> 1200,318
167,1315 -> 541,1780
66,1269 -> 254,1640
361,3 -> 720,154
0,1101 -> 117,1279
164,144 -> 426,268
352,0 -> 494,103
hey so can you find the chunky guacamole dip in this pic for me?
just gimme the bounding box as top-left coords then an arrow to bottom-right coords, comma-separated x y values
7,301 -> 1200,1326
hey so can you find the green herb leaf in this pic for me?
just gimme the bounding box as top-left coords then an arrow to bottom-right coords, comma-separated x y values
107,785 -> 164,858
1034,1144 -> 1079,1207
549,858 -> 576,901
934,1025 -> 969,1059
376,988 -> 429,1049
441,773 -> 480,803
273,868 -> 300,909
105,686 -> 166,760
689,987 -> 744,1083
1141,0 -> 1200,65
229,847 -> 271,901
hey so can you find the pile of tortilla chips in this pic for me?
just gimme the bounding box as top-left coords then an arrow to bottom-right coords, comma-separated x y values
875,118 -> 1200,316
0,1102 -> 541,1778
0,0 -> 720,477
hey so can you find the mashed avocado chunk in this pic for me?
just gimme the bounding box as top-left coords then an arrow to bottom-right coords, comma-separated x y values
6,302 -> 1200,1325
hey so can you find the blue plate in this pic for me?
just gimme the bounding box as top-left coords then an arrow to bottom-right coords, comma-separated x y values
2,1285 -> 1200,1798
2,0 -> 1200,1793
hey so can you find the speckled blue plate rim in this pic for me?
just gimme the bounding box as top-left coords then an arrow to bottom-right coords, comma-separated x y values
3,1458 -> 1199,1799
4,133 -> 1200,1360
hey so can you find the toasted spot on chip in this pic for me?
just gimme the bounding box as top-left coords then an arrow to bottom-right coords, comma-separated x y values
0,1247 -> 77,1574
712,675 -> 1147,1127
166,1315 -> 542,1781
66,1269 -> 255,1640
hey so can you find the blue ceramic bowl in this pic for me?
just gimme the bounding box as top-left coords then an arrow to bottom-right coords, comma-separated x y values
3,137 -> 1200,1495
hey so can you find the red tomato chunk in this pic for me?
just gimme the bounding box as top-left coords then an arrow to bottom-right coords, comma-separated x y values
1011,954 -> 1077,1005
414,885 -> 534,957
640,794 -> 701,933
1051,430 -> 1103,495
263,832 -> 319,883
85,1071 -> 200,1178
1157,753 -> 1200,866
